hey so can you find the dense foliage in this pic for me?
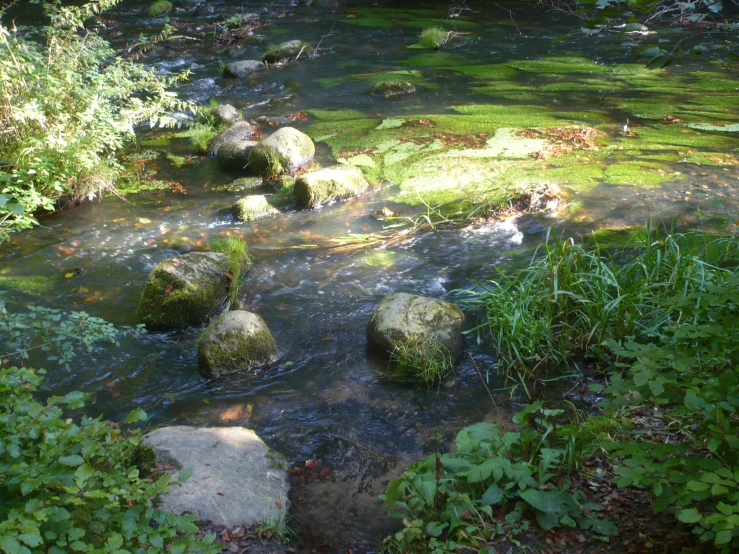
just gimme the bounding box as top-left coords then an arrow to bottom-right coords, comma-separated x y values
0,0 -> 190,242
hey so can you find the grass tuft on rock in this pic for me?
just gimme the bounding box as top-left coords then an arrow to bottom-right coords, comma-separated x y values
210,237 -> 251,305
387,336 -> 454,387
419,26 -> 449,49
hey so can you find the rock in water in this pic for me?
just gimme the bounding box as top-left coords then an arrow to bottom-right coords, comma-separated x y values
366,293 -> 465,376
137,252 -> 231,330
263,40 -> 313,63
248,127 -> 315,176
232,195 -> 281,222
223,60 -> 266,78
294,165 -> 369,208
216,140 -> 258,170
142,426 -> 289,528
198,310 -> 278,377
214,104 -> 240,125
210,121 -> 254,155
373,81 -> 416,98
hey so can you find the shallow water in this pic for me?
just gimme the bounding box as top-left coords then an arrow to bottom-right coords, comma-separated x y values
2,0 -> 739,550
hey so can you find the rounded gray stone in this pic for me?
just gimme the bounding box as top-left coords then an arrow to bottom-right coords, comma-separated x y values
294,165 -> 369,209
232,195 -> 281,222
248,127 -> 315,176
210,121 -> 255,155
263,40 -> 313,63
142,426 -> 289,528
216,140 -> 258,170
214,104 -> 240,125
223,60 -> 266,78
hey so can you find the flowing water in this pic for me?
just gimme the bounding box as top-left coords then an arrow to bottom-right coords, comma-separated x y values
3,0 -> 739,551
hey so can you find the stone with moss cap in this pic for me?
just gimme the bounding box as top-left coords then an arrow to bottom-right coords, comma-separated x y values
248,127 -> 315,177
372,81 -> 416,98
294,165 -> 369,209
232,195 -> 281,222
263,40 -> 313,63
210,121 -> 254,155
216,140 -> 258,170
367,292 -> 464,369
142,426 -> 289,528
137,252 -> 230,330
198,310 -> 278,377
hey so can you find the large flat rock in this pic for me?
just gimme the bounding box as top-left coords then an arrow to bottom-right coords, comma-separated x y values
142,426 -> 289,528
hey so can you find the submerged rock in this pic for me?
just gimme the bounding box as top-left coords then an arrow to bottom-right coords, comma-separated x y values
214,104 -> 240,125
294,165 -> 369,209
232,195 -> 281,221
142,426 -> 289,528
137,252 -> 230,330
216,140 -> 258,170
198,310 -> 278,377
210,121 -> 255,155
373,81 -> 416,98
228,176 -> 264,191
366,292 -> 464,368
248,127 -> 315,176
263,40 -> 313,63
223,60 -> 266,78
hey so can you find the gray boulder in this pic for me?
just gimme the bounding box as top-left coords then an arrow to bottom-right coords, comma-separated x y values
137,252 -> 231,330
210,121 -> 255,155
294,165 -> 369,209
248,127 -> 315,176
223,60 -> 266,78
232,195 -> 281,222
367,292 -> 464,372
216,140 -> 258,170
263,40 -> 313,63
214,104 -> 240,125
373,81 -> 416,98
142,426 -> 289,528
198,310 -> 278,377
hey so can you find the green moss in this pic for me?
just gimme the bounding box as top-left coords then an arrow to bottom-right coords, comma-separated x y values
119,442 -> 156,475
507,56 -> 646,75
149,0 -> 172,17
419,27 -> 448,49
450,64 -> 520,80
362,251 -> 396,268
344,7 -> 477,30
309,108 -> 367,121
198,327 -> 277,378
400,52 -> 459,68
317,69 -> 428,89
372,81 -> 416,97
232,195 -> 281,221
212,177 -> 264,193
604,161 -> 685,188
0,275 -> 54,294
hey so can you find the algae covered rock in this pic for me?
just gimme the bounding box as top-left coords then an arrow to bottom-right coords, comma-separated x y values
216,140 -> 258,170
210,121 -> 254,155
214,104 -> 240,125
232,195 -> 281,221
223,60 -> 266,78
142,426 -> 289,528
263,40 -> 313,63
294,165 -> 369,209
373,81 -> 416,98
198,310 -> 278,377
137,252 -> 231,330
366,293 -> 464,379
227,176 -> 264,192
248,127 -> 315,176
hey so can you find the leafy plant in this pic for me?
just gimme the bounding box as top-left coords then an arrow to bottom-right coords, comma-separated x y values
0,0 -> 192,242
0,365 -> 220,554
381,402 -> 616,552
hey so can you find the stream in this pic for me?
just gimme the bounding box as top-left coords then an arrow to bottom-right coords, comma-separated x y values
2,0 -> 739,551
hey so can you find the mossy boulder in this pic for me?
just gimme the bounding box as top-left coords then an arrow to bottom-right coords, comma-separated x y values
137,252 -> 230,330
294,165 -> 369,208
232,195 -> 281,221
210,121 -> 255,155
216,140 -> 258,170
214,104 -> 240,125
263,40 -> 313,63
227,176 -> 264,192
248,127 -> 315,176
373,81 -> 416,98
198,310 -> 279,377
223,60 -> 266,78
366,293 -> 464,368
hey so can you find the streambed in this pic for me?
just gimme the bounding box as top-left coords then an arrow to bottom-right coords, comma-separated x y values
2,0 -> 739,551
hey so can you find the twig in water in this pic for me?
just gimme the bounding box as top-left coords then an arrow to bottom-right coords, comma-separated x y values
469,352 -> 498,409
313,22 -> 336,57
493,2 -> 521,35
293,44 -> 306,62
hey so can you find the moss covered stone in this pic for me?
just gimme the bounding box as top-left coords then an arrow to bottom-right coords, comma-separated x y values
198,310 -> 278,377
137,252 -> 231,330
248,127 -> 315,176
232,195 -> 281,221
216,140 -> 258,170
263,40 -> 313,63
372,81 -> 417,98
366,292 -> 465,374
294,165 -> 369,209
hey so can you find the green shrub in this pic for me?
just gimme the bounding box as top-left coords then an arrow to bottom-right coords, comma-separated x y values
0,365 -> 220,554
419,27 -> 449,49
381,402 -> 616,552
149,0 -> 173,18
0,0 -> 191,242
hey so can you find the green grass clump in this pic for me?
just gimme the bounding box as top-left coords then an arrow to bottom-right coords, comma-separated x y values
188,124 -> 218,155
419,26 -> 448,49
388,337 -> 454,387
210,236 -> 251,305
149,0 -> 172,17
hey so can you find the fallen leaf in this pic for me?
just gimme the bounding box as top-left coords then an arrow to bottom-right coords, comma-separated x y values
305,459 -> 320,469
217,491 -> 224,496
111,391 -> 121,398
276,501 -> 282,510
